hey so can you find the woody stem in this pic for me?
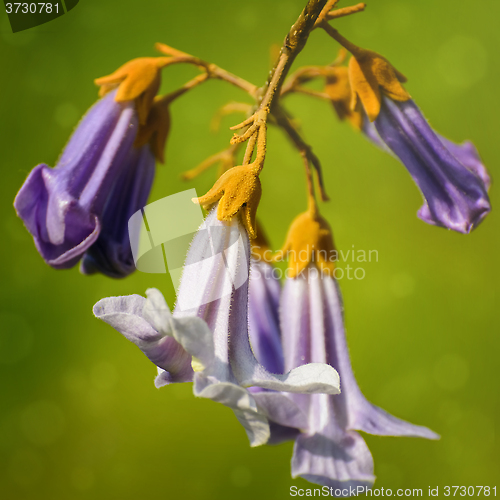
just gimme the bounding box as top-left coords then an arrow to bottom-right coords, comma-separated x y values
241,0 -> 328,166
258,0 -> 328,113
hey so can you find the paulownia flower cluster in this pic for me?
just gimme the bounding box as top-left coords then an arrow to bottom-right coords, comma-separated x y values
13,0 -> 491,492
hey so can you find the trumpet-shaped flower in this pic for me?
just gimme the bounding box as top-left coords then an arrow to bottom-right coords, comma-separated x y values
347,48 -> 491,233
373,97 -> 491,233
94,205 -> 341,447
14,90 -> 141,271
14,57 -> 175,276
280,270 -> 438,489
252,209 -> 438,489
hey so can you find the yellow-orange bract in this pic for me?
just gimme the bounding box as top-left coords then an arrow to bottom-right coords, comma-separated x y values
324,66 -> 363,130
274,200 -> 336,278
194,165 -> 262,239
95,57 -> 170,124
349,49 -> 410,122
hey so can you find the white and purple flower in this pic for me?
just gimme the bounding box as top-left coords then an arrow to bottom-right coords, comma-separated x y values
94,207 -> 341,447
247,208 -> 438,490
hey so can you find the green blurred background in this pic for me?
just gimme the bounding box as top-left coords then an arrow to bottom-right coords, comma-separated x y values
1,0 -> 499,498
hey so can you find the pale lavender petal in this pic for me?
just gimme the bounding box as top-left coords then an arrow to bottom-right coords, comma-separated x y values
292,429 -> 375,490
142,288 -> 216,372
174,208 -> 240,385
374,97 -> 490,233
248,260 -> 284,374
280,270 -> 438,443
252,391 -> 308,430
321,276 -> 439,440
194,373 -> 270,447
233,408 -> 271,448
155,368 -> 178,388
267,423 -> 301,445
93,294 -> 193,383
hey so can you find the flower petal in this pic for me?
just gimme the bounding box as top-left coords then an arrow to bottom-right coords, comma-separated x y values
292,430 -> 375,490
320,275 -> 439,439
93,294 -> 193,383
248,260 -> 284,374
81,145 -> 156,278
194,373 -> 270,447
437,136 -> 491,190
229,267 -> 340,395
267,422 -> 301,445
374,97 -> 491,233
252,391 -> 308,430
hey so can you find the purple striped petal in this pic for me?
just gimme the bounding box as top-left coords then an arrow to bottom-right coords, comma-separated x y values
252,391 -> 308,430
437,136 -> 491,190
282,272 -> 438,439
93,293 -> 194,384
248,260 -> 284,374
278,269 -> 438,488
362,115 -> 390,152
80,145 -> 156,278
374,97 -> 490,233
292,423 -> 375,489
267,422 -> 301,445
143,288 -> 215,372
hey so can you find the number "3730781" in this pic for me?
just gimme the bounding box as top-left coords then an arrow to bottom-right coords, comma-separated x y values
5,3 -> 60,14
